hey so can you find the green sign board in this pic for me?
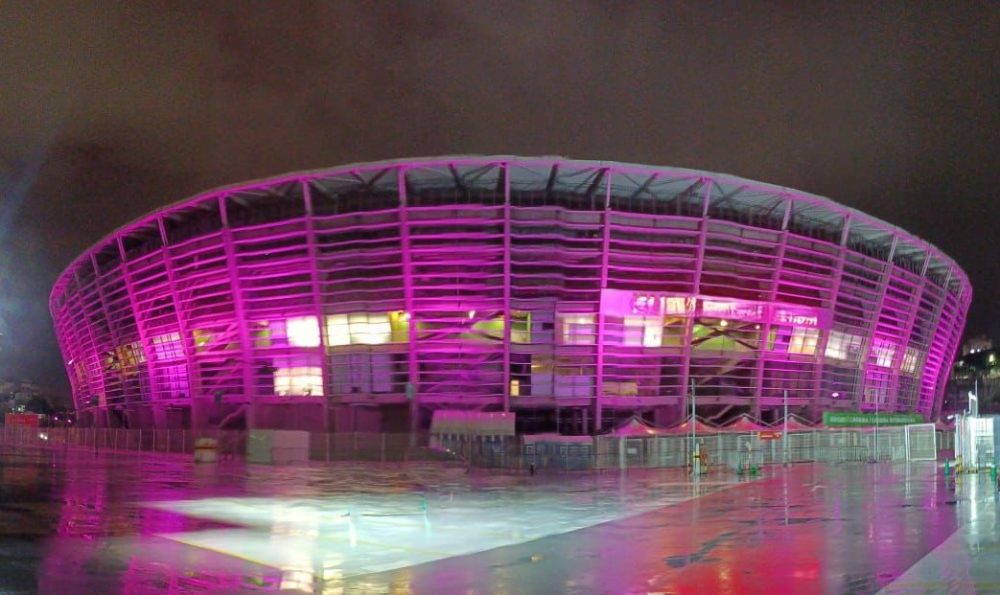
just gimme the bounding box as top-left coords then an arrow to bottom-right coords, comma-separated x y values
822,411 -> 925,427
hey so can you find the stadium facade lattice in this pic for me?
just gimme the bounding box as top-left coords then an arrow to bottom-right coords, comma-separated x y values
50,157 -> 971,433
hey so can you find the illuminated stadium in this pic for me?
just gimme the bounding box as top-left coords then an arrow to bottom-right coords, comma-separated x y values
49,157 -> 971,433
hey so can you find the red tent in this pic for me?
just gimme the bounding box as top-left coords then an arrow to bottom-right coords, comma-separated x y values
665,416 -> 719,435
771,414 -> 816,431
607,417 -> 669,437
720,414 -> 767,432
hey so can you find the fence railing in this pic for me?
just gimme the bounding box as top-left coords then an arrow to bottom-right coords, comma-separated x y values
0,425 -> 954,471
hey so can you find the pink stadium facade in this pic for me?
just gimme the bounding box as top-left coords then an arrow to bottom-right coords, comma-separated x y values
49,157 -> 970,433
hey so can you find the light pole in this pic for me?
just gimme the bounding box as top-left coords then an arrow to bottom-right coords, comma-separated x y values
873,390 -> 879,462
783,389 -> 789,466
690,378 -> 699,476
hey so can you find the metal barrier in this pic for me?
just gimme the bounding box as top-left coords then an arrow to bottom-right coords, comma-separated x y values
0,425 -> 954,471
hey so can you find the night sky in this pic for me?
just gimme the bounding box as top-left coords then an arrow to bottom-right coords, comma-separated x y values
1,2 -> 997,401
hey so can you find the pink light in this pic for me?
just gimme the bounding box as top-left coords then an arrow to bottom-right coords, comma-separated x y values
46,156 -> 970,428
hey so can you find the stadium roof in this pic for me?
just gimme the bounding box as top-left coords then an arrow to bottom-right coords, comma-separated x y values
51,155 -> 971,307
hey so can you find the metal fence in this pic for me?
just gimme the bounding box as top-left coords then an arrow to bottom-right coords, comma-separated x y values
0,425 -> 954,472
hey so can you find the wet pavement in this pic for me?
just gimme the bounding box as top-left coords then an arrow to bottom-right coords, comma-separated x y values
0,443 -> 989,593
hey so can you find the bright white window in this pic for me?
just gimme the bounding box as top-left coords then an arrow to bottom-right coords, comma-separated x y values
623,315 -> 663,347
286,316 -> 321,347
274,366 -> 324,396
902,347 -> 920,374
557,313 -> 596,345
788,327 -> 820,355
825,330 -> 863,361
872,339 -> 896,368
326,313 -> 392,346
327,315 -> 351,346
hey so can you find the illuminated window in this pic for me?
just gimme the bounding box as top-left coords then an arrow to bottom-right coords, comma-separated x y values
273,361 -> 324,396
151,333 -> 184,360
557,313 -> 595,345
192,329 -> 213,353
251,321 -> 272,348
872,339 -> 896,368
327,315 -> 351,346
788,327 -> 820,355
325,313 -> 392,346
510,379 -> 520,397
511,311 -> 531,343
286,316 -> 321,347
901,347 -> 920,374
825,330 -> 863,362
116,341 -> 146,375
664,297 -> 695,316
623,315 -> 663,347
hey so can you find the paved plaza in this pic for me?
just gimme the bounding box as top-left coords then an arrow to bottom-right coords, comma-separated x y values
0,444 -> 994,593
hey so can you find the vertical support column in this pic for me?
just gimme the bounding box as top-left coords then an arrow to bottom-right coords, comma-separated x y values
398,167 -> 420,433
71,267 -> 109,424
157,217 -> 200,428
302,181 -> 331,433
929,272 -> 963,418
116,236 -> 158,426
856,234 -> 899,413
218,195 -> 258,429
679,179 -> 712,422
887,251 -> 931,413
502,163 -> 512,413
593,168 -> 613,434
88,252 -> 126,426
808,215 -> 851,420
751,197 -> 792,420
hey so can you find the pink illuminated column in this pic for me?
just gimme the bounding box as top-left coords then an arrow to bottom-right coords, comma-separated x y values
809,216 -> 851,417
888,254 -> 930,412
859,235 -> 898,412
156,217 -> 200,427
115,235 -> 157,420
397,166 -> 420,433
302,180 -> 330,433
593,168 -> 612,433
678,180 -> 712,421
751,197 -> 792,418
88,252 -> 123,426
218,195 -> 256,426
502,163 -> 512,413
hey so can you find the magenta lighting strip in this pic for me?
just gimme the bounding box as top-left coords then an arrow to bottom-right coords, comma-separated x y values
49,157 -> 970,431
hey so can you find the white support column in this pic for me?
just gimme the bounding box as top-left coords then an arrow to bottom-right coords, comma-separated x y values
302,180 -> 330,433
501,163 -> 512,413
398,167 -> 420,433
593,167 -> 613,434
679,180 -> 712,421
751,196 -> 792,419
218,195 -> 258,428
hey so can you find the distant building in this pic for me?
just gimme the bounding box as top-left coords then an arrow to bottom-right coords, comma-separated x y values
963,335 -> 993,356
945,347 -> 1000,414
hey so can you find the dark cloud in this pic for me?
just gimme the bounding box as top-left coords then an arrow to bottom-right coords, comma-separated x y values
0,1 -> 997,401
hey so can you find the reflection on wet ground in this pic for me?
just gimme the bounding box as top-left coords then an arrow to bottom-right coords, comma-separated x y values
0,444 -> 988,593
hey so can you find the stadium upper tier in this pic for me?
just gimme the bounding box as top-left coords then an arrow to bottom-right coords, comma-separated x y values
50,157 -> 970,431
